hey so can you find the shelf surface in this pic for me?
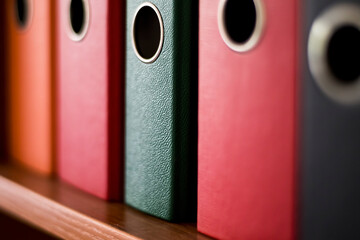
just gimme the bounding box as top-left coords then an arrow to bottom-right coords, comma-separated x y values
0,211 -> 58,239
0,163 -> 210,240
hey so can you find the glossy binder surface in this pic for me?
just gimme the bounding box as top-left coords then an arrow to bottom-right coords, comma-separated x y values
125,0 -> 198,221
6,0 -> 55,174
58,0 -> 124,200
302,0 -> 360,239
198,0 -> 298,239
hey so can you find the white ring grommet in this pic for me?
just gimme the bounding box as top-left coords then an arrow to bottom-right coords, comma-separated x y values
308,3 -> 360,104
218,0 -> 265,53
132,2 -> 164,64
67,0 -> 90,42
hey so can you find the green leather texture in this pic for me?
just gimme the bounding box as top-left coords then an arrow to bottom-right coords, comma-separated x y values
125,0 -> 198,221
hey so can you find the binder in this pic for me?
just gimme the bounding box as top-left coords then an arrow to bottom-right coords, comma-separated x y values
57,0 -> 124,200
125,0 -> 198,221
6,0 -> 55,174
0,0 -> 6,158
302,2 -> 360,239
198,0 -> 298,238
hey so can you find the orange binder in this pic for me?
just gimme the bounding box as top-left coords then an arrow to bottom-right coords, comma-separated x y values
6,0 -> 55,174
0,0 -> 7,158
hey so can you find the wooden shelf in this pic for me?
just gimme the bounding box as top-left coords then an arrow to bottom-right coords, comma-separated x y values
0,163 -> 210,240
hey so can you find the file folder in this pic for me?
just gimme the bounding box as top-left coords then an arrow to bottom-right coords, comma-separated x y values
198,0 -> 298,238
6,0 -> 55,174
57,0 -> 124,200
302,2 -> 360,239
125,0 -> 198,221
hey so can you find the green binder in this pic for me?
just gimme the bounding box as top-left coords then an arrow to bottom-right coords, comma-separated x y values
125,0 -> 198,221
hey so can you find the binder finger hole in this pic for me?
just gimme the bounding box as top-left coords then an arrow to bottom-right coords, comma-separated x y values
218,0 -> 265,53
132,3 -> 164,63
327,25 -> 360,83
308,3 -> 360,104
225,0 -> 256,44
70,0 -> 85,34
15,0 -> 30,29
68,0 -> 90,41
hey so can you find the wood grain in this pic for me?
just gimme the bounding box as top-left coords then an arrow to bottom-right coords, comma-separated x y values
0,164 -> 211,239
0,175 -> 137,239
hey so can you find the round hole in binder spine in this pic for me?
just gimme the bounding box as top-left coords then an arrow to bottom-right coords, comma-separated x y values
308,3 -> 360,104
14,0 -> 31,29
218,0 -> 265,53
327,26 -> 360,83
68,0 -> 90,42
132,2 -> 164,63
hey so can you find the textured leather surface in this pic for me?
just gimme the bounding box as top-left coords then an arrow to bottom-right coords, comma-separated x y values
198,0 -> 298,239
6,0 -> 55,174
58,0 -> 124,200
125,0 -> 198,221
301,0 -> 360,239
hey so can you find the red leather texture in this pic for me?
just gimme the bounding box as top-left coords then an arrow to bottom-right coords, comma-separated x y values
198,0 -> 298,239
57,0 -> 124,200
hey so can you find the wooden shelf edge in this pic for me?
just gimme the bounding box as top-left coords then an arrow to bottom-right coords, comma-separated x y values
0,163 -> 209,240
0,175 -> 139,240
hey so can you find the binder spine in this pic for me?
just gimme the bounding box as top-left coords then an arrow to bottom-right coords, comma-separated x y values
57,0 -> 123,200
302,1 -> 360,238
6,0 -> 54,174
125,0 -> 197,221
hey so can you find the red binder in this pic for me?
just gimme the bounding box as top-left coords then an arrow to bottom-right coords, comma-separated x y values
57,0 -> 124,200
198,0 -> 298,239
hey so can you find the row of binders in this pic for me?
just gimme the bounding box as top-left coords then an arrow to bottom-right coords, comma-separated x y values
1,0 -> 360,239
